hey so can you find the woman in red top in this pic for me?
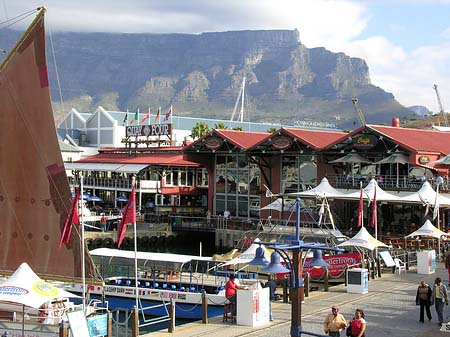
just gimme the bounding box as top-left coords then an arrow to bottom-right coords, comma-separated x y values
225,274 -> 244,316
348,308 -> 366,337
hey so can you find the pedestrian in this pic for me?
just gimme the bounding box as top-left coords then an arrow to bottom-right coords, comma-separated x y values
416,280 -> 432,323
323,305 -> 347,337
225,274 -> 246,317
264,275 -> 277,321
445,252 -> 450,286
347,308 -> 366,337
431,277 -> 448,326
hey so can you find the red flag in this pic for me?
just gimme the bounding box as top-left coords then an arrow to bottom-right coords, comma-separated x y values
370,188 -> 377,228
58,186 -> 80,248
164,105 -> 172,121
117,185 -> 136,248
357,187 -> 363,227
140,108 -> 150,124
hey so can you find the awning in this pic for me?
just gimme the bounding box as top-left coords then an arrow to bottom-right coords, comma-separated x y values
65,162 -> 122,171
115,163 -> 148,173
65,162 -> 148,173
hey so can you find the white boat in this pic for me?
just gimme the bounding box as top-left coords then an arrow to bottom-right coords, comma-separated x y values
67,248 -> 230,319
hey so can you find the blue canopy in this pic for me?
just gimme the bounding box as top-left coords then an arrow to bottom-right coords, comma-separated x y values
115,195 -> 128,202
71,192 -> 92,201
89,195 -> 104,202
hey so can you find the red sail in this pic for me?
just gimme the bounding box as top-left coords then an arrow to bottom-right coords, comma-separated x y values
0,9 -> 95,280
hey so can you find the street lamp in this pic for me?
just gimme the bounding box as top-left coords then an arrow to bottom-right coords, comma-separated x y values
250,198 -> 341,337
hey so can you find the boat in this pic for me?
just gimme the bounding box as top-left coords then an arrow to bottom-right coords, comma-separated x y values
67,248 -> 232,319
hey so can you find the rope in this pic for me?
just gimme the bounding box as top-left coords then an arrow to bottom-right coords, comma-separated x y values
174,302 -> 201,312
206,297 -> 228,306
0,8 -> 39,30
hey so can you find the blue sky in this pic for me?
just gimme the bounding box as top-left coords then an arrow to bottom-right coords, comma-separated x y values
3,0 -> 450,113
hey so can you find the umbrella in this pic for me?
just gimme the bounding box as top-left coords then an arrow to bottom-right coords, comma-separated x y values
374,153 -> 409,187
329,153 -> 372,164
89,195 -> 104,203
432,154 -> 450,165
260,198 -> 295,212
72,192 -> 92,201
115,195 -> 128,202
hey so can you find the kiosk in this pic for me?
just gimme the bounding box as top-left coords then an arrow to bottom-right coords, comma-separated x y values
236,287 -> 270,327
417,250 -> 436,274
346,268 -> 368,294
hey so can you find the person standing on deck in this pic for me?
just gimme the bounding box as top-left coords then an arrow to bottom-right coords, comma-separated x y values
323,305 -> 347,337
225,274 -> 246,316
431,277 -> 448,326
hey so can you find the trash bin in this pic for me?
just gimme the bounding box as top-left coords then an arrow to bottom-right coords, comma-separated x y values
347,268 -> 368,294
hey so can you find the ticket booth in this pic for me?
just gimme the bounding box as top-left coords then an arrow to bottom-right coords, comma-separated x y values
347,268 -> 368,294
236,287 -> 270,327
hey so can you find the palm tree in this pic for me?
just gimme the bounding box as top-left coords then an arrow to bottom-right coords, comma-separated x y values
232,126 -> 244,131
191,122 -> 211,139
214,122 -> 228,130
267,127 -> 278,133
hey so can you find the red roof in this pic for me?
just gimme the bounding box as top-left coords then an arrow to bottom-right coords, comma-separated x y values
78,152 -> 200,167
368,125 -> 450,154
213,129 -> 269,149
281,128 -> 347,150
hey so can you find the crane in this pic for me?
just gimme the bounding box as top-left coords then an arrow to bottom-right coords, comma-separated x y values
352,97 -> 367,126
433,84 -> 449,127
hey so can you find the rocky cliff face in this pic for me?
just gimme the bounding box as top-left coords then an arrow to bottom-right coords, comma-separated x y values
1,29 -> 414,128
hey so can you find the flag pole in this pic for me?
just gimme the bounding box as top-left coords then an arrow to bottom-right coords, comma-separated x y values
80,175 -> 86,312
132,176 -> 139,327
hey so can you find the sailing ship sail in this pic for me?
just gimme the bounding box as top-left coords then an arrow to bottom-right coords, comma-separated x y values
0,7 -> 95,281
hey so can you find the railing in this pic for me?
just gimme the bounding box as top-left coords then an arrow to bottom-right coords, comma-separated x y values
327,174 -> 450,192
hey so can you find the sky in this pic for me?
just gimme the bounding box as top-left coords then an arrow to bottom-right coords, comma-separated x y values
2,0 -> 450,112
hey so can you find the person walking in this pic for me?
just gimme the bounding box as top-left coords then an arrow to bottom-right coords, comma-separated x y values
347,308 -> 366,337
431,277 -> 448,326
416,280 -> 432,323
264,275 -> 277,321
323,305 -> 347,337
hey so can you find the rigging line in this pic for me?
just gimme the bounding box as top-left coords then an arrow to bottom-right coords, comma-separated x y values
0,8 -> 39,29
48,21 -> 67,133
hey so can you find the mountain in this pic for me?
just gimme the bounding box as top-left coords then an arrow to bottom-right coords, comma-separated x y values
407,105 -> 431,117
0,29 -> 416,129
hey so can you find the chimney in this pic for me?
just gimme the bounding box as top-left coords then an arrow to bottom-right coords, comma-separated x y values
392,118 -> 400,127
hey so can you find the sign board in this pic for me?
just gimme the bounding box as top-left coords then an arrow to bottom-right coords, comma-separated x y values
87,313 -> 108,337
379,251 -> 395,267
67,310 -> 90,337
125,124 -> 172,137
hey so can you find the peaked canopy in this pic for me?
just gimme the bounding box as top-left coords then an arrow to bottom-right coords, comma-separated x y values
337,227 -> 388,251
0,263 -> 79,309
329,153 -> 372,164
260,198 -> 295,212
406,219 -> 450,239
289,177 -> 345,199
432,154 -> 450,165
339,179 -> 402,202
222,238 -> 272,266
416,181 -> 450,206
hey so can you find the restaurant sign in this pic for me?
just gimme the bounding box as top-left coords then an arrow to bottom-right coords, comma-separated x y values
271,136 -> 292,150
418,155 -> 431,165
353,134 -> 378,150
204,137 -> 223,150
125,124 -> 172,137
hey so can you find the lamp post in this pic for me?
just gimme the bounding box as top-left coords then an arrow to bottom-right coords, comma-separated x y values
250,198 -> 342,337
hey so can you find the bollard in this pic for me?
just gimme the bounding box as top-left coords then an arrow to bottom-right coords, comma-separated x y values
376,259 -> 381,278
132,306 -> 139,337
168,299 -> 175,333
324,268 -> 329,292
304,272 -> 310,297
59,322 -> 69,337
202,292 -> 208,324
370,260 -> 375,280
107,312 -> 112,337
344,266 -> 348,286
282,278 -> 289,303
405,253 -> 410,270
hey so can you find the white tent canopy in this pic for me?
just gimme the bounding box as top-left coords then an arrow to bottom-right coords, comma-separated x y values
222,238 -> 272,266
337,227 -> 388,251
406,219 -> 450,239
260,198 -> 295,212
289,177 -> 345,199
0,262 -> 79,309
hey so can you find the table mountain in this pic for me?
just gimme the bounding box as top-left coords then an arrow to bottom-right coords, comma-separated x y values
1,29 -> 415,128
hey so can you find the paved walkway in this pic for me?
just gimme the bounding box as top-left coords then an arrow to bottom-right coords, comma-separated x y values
143,262 -> 450,337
